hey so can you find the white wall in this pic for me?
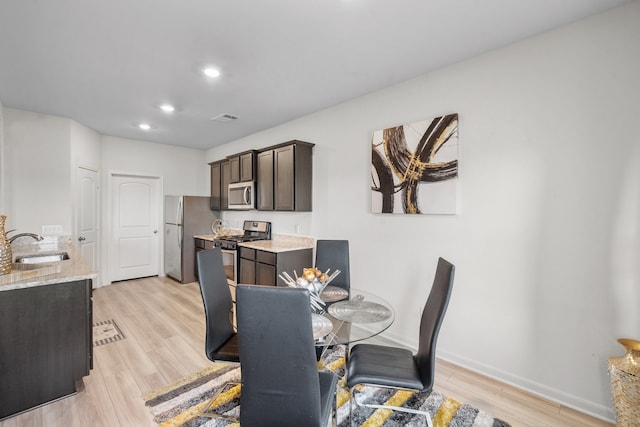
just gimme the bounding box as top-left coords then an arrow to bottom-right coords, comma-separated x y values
3,108 -> 72,234
207,2 -> 640,421
0,99 -> 5,212
0,116 -> 208,286
101,135 -> 208,196
99,135 -> 209,286
71,120 -> 101,171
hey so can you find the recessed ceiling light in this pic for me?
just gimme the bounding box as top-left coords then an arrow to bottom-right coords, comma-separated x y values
203,67 -> 221,78
139,123 -> 151,130
159,104 -> 175,113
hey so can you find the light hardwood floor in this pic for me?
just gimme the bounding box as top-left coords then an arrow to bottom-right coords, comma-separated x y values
0,276 -> 613,427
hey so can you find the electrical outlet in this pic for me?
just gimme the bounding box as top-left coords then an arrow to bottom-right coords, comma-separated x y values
42,225 -> 63,235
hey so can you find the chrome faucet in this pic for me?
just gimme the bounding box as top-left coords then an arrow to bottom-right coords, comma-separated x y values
9,233 -> 45,244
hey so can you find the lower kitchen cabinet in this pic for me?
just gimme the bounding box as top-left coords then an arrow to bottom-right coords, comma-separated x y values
239,246 -> 312,287
0,279 -> 93,420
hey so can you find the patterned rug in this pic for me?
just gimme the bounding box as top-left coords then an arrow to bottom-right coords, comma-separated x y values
93,319 -> 126,347
143,346 -> 511,427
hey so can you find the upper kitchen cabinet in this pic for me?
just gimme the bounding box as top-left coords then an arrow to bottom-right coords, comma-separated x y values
257,140 -> 314,212
229,150 -> 256,183
209,161 -> 222,210
209,159 -> 231,210
256,150 -> 274,210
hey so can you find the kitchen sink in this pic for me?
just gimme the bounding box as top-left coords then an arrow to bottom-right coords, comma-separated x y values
14,251 -> 70,264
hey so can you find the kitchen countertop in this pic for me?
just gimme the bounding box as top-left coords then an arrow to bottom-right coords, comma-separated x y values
193,233 -> 315,253
239,235 -> 314,252
1,241 -> 97,292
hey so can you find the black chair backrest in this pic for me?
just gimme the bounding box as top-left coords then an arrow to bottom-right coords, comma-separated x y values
315,239 -> 350,293
416,257 -> 455,390
236,285 -> 323,427
196,248 -> 235,361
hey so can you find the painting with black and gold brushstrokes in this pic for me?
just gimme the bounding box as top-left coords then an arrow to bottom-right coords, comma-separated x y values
371,113 -> 459,214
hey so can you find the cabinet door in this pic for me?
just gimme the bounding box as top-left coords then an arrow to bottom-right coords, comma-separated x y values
210,162 -> 222,210
256,262 -> 276,286
274,145 -> 295,211
257,150 -> 274,210
229,156 -> 240,183
240,152 -> 254,181
239,257 -> 256,284
221,160 -> 231,209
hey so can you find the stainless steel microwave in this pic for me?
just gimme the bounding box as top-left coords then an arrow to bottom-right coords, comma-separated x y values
228,181 -> 255,210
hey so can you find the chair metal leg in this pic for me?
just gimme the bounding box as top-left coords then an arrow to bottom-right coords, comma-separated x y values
333,389 -> 338,427
197,381 -> 240,421
349,385 -> 433,427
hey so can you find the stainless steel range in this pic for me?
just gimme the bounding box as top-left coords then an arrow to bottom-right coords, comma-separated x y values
214,220 -> 271,283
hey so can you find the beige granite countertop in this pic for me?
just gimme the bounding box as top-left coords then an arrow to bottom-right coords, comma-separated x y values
193,233 -> 315,252
193,233 -> 219,241
1,242 -> 97,291
239,234 -> 315,253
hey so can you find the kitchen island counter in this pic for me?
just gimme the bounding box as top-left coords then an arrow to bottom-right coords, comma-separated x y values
0,239 -> 95,419
1,242 -> 96,292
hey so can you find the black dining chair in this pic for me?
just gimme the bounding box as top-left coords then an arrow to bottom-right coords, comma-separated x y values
346,257 -> 455,427
315,239 -> 351,294
236,284 -> 339,427
315,239 -> 351,360
196,248 -> 240,419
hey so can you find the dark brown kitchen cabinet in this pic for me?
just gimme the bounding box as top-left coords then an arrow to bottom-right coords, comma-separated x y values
221,160 -> 231,210
256,150 -> 274,210
209,161 -> 222,210
239,246 -> 312,287
257,140 -> 314,211
194,237 -> 215,280
229,151 -> 256,183
0,279 -> 93,420
209,159 -> 231,210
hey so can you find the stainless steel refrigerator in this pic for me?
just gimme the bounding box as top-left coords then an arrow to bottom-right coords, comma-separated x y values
164,195 -> 218,283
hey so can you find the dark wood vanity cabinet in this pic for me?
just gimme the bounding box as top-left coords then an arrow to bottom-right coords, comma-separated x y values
257,140 -> 314,211
0,279 -> 93,420
239,247 -> 312,287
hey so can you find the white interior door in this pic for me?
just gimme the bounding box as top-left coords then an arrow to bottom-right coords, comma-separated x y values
110,173 -> 160,282
76,167 -> 99,276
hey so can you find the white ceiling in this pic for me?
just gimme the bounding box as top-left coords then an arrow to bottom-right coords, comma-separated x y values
0,0 -> 631,150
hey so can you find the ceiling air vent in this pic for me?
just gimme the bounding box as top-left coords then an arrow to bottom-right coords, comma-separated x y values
211,113 -> 238,123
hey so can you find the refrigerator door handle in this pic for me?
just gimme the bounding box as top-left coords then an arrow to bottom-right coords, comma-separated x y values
176,197 -> 183,225
178,225 -> 183,249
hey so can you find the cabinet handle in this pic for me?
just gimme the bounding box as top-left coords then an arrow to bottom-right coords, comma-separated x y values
78,236 -> 86,241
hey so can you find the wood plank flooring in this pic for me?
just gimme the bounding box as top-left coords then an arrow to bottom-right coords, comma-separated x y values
0,276 -> 613,427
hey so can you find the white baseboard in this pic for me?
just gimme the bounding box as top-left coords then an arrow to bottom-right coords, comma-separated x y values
437,349 -> 616,423
368,330 -> 615,423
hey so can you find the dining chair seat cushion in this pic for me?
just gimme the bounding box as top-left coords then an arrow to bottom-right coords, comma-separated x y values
208,334 -> 239,362
347,343 -> 425,391
319,371 -> 339,424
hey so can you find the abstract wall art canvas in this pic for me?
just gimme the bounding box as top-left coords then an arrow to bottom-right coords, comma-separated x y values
371,113 -> 459,214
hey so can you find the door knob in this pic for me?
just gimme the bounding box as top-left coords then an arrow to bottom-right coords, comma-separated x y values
78,236 -> 86,241
153,230 -> 158,234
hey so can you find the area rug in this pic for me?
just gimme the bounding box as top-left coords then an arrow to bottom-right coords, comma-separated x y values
93,319 -> 125,347
143,346 -> 511,427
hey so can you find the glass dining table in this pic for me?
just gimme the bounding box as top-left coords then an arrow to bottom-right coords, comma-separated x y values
312,286 -> 395,347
